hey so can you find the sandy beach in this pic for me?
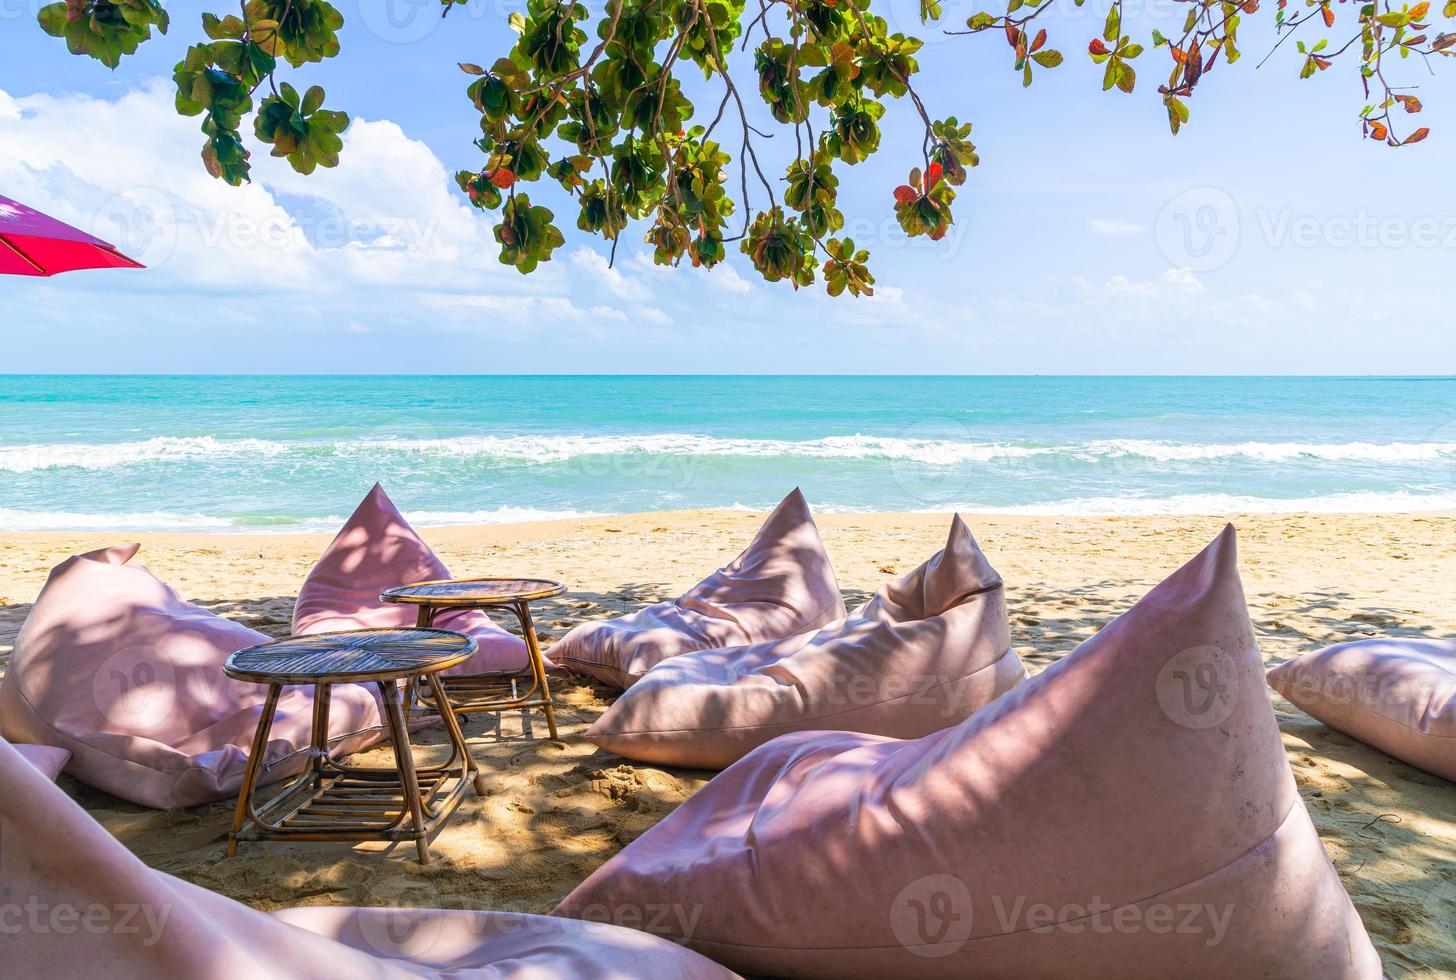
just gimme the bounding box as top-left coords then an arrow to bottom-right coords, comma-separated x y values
2,508 -> 1453,977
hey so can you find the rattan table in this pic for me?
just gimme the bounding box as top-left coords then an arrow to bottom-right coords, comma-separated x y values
224,627 -> 480,864
379,578 -> 565,741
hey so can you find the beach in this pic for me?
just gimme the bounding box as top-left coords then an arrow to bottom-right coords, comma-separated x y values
2,508 -> 1454,977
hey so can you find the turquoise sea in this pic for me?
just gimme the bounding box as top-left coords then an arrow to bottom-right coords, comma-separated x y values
0,375 -> 1453,532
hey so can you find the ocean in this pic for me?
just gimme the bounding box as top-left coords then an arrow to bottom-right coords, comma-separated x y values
1,375 -> 1453,533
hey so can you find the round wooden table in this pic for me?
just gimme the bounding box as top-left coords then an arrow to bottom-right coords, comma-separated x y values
379,578 -> 566,741
224,627 -> 480,864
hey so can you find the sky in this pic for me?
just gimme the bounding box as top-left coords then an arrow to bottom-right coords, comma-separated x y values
0,0 -> 1452,374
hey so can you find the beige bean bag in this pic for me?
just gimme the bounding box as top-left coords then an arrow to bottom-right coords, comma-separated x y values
0,736 -> 743,979
15,743 -> 70,781
1269,637 -> 1456,782
553,488 -> 846,688
555,527 -> 1381,978
294,483 -> 531,674
588,515 -> 1025,769
0,545 -> 383,808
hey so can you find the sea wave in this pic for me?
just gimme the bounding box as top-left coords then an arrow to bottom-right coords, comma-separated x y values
3,432 -> 1455,472
0,492 -> 1447,533
0,507 -> 237,532
1082,439 -> 1456,463
0,436 -> 288,474
938,490 -> 1456,516
0,506 -> 599,533
403,507 -> 600,526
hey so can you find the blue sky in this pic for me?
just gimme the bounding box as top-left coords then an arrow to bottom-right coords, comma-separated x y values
0,0 -> 1451,373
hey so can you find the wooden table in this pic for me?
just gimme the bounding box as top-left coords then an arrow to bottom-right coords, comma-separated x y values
379,577 -> 565,741
224,627 -> 480,864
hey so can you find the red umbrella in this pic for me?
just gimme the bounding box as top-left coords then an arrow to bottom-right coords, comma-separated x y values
0,194 -> 144,277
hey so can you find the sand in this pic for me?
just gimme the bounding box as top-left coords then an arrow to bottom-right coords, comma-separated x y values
1,509 -> 1454,976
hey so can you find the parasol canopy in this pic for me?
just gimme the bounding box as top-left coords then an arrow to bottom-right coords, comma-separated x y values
0,194 -> 144,277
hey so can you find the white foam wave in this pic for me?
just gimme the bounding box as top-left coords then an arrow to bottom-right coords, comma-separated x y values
941,490 -> 1456,516
2,432 -> 1454,473
348,433 -> 1055,465
0,505 -> 595,533
0,436 -> 288,474
1,491 -> 1448,533
1083,439 -> 1456,463
402,507 -> 599,527
0,507 -> 236,531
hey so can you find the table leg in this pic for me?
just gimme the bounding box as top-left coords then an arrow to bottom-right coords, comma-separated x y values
516,601 -> 559,741
408,605 -> 436,711
227,684 -> 282,858
379,679 -> 431,864
309,682 -> 332,785
428,671 -> 485,796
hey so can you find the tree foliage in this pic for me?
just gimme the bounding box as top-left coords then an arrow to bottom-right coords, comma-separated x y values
39,0 -> 1453,294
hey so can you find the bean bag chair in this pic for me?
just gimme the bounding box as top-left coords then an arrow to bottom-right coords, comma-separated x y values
0,737 -> 741,980
1268,637 -> 1456,782
294,484 -> 532,675
555,527 -> 1381,979
588,515 -> 1025,769
14,743 -> 70,781
0,545 -> 383,809
554,488 -> 846,689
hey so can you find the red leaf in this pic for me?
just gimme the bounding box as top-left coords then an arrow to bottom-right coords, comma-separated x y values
1032,28 -> 1048,52
1169,44 -> 1185,63
1089,38 -> 1109,56
926,162 -> 944,189
1406,127 -> 1431,143
1369,121 -> 1389,141
1321,4 -> 1334,27
893,185 -> 919,203
1005,24 -> 1019,47
489,168 -> 516,188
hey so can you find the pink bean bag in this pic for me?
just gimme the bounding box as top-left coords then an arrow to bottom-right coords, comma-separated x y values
294,484 -> 531,675
0,545 -> 383,809
14,743 -> 70,781
588,515 -> 1025,769
0,736 -> 741,979
1268,637 -> 1456,782
554,488 -> 846,689
555,527 -> 1381,979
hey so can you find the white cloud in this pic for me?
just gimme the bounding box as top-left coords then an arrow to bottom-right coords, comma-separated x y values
624,250 -> 752,295
632,305 -> 672,325
569,247 -> 651,302
1089,218 -> 1144,236
711,262 -> 753,294
1084,266 -> 1206,302
0,79 -> 527,294
420,292 -> 616,327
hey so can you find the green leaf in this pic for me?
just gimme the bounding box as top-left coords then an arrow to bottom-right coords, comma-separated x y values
302,84 -> 325,115
1103,6 -> 1120,42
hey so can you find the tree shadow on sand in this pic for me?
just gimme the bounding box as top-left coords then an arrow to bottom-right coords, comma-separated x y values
6,578 -> 1456,976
